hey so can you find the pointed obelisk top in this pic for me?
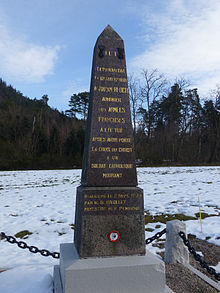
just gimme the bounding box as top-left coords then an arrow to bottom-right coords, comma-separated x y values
97,24 -> 122,41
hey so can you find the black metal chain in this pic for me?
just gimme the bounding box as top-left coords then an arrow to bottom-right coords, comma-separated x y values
179,231 -> 220,281
0,232 -> 60,259
146,228 -> 166,244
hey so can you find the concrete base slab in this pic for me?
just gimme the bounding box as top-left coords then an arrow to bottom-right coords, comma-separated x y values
53,243 -> 173,293
185,264 -> 220,291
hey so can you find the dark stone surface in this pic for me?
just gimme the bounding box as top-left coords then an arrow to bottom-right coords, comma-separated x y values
74,26 -> 145,258
74,186 -> 146,258
81,25 -> 137,187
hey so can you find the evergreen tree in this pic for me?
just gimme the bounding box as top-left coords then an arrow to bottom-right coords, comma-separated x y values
66,92 -> 89,120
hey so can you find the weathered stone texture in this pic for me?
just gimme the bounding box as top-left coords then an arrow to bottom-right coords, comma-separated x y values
164,220 -> 189,265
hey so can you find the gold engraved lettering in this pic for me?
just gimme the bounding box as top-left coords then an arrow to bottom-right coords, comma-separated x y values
103,51 -> 117,57
85,193 -> 133,200
102,97 -> 122,103
91,147 -> 97,151
109,164 -> 133,169
119,206 -> 140,211
84,194 -> 108,199
119,77 -> 127,82
111,148 -> 118,152
131,193 -> 142,198
96,66 -> 125,73
95,86 -> 112,93
92,137 -> 106,142
98,147 -> 111,152
95,76 -> 127,83
113,77 -> 127,83
118,138 -> 130,143
100,127 -> 112,133
119,147 -> 132,152
107,137 -> 118,142
84,200 -> 93,205
84,200 -> 99,206
97,76 -> 127,82
119,87 -> 128,94
112,87 -> 129,94
114,128 -> 123,133
98,117 -> 125,123
91,163 -> 106,168
84,207 -> 107,212
108,107 -> 125,113
102,173 -> 122,178
108,137 -> 129,143
116,194 -> 129,199
98,107 -> 107,113
103,76 -> 113,81
106,199 -> 127,205
112,155 -> 119,160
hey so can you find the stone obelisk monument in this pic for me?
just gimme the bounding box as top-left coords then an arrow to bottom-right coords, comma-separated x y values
74,25 -> 145,258
54,25 -> 168,293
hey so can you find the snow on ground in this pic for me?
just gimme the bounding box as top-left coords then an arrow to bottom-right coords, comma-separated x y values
0,166 -> 219,292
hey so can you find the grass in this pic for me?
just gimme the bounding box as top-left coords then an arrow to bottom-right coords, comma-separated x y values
14,230 -> 33,239
145,228 -> 154,232
194,212 -> 219,219
145,212 -> 196,224
145,210 -> 219,225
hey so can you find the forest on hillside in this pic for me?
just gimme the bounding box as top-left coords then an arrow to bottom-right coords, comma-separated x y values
0,68 -> 220,170
0,79 -> 85,170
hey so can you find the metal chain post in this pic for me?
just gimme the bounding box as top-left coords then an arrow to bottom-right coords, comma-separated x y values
179,231 -> 220,281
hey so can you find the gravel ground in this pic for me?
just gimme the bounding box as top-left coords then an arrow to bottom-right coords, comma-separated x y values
166,263 -> 219,293
154,237 -> 220,293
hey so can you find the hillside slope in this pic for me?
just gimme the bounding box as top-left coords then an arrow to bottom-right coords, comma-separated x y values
0,79 -> 85,170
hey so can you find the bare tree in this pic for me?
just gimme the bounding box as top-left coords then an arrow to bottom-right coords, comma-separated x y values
174,76 -> 191,92
140,69 -> 167,138
128,74 -> 141,137
210,84 -> 220,107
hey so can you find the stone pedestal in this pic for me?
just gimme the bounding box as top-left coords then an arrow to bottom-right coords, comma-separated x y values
74,186 -> 145,258
54,243 -> 171,293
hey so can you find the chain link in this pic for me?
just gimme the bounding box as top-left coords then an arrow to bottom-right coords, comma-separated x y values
2,228 -> 218,282
179,231 -> 220,282
0,232 -> 60,259
1,228 -> 167,257
145,228 -> 166,244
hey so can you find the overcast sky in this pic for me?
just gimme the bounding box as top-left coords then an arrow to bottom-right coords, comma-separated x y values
1,0 -> 220,111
